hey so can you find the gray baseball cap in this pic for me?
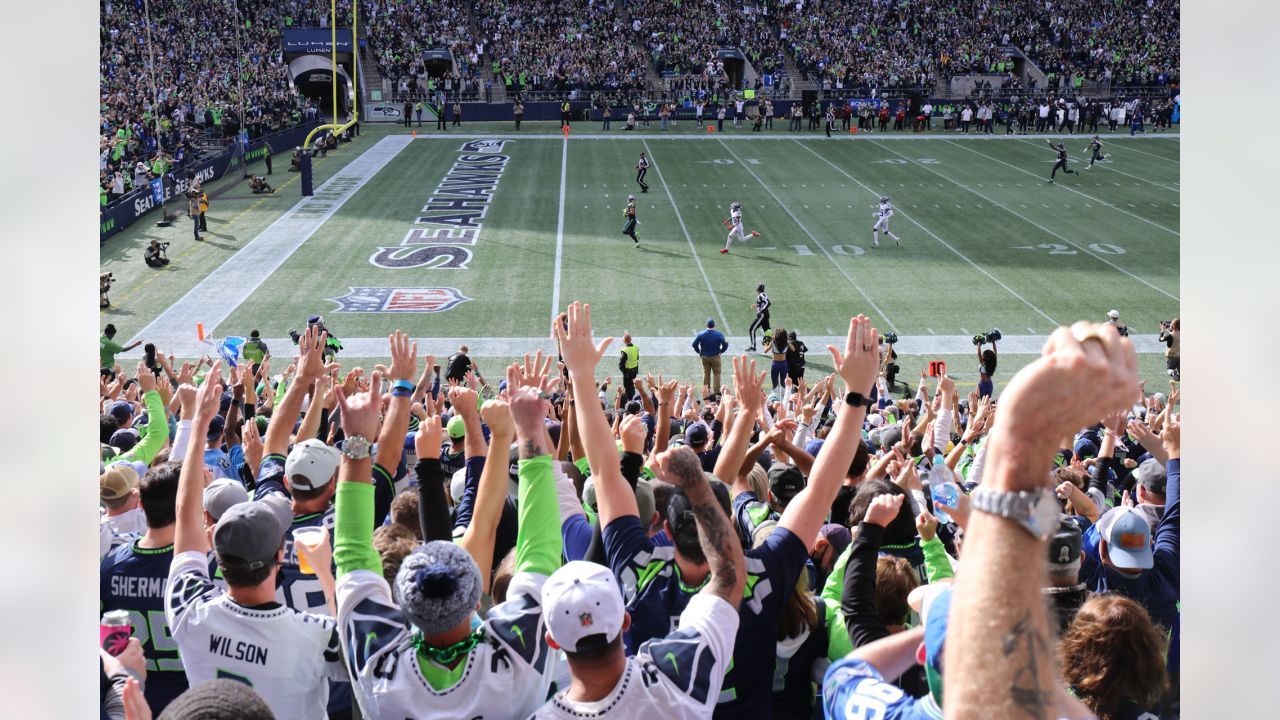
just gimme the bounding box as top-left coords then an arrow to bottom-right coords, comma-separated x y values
212,497 -> 290,570
203,480 -> 249,522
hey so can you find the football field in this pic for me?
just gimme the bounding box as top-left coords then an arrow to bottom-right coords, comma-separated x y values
102,121 -> 1180,390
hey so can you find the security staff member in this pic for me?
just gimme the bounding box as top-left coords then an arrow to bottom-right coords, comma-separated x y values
619,333 -> 640,400
561,99 -> 571,126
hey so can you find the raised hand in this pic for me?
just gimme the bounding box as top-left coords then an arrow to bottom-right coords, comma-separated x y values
242,417 -> 263,472
915,510 -> 939,541
194,361 -> 224,422
297,325 -> 338,382
652,444 -> 707,489
136,362 -> 156,394
333,369 -> 382,439
508,385 -> 546,438
414,415 -> 443,460
553,302 -> 614,373
731,355 -> 766,411
481,396 -> 515,438
449,385 -> 479,416
1160,415 -> 1180,458
620,413 -> 647,454
388,330 -> 418,382
514,350 -> 559,394
827,315 -> 880,394
864,493 -> 904,527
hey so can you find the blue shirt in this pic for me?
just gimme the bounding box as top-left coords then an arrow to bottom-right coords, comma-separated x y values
100,540 -> 188,713
604,514 -> 809,719
693,328 -> 729,357
203,447 -> 237,481
823,658 -> 942,719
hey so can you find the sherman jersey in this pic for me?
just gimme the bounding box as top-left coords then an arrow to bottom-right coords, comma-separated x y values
604,514 -> 808,719
531,593 -> 739,720
335,567 -> 556,719
101,540 -> 189,712
165,551 -> 347,720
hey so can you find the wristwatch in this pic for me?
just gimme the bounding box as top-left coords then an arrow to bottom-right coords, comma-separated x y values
969,486 -> 1060,541
341,434 -> 373,460
844,391 -> 874,408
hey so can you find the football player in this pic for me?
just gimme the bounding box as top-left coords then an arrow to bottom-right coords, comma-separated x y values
1048,139 -> 1077,183
721,201 -> 760,254
1084,135 -> 1110,168
872,196 -> 901,248
623,195 -> 639,246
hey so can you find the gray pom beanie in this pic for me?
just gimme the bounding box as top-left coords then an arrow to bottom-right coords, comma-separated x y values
395,540 -> 482,636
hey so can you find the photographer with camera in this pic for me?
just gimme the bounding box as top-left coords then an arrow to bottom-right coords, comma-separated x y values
975,329 -> 1001,399
100,273 -> 114,308
185,187 -> 203,241
880,332 -> 900,390
144,240 -> 170,268
248,174 -> 275,194
1106,309 -> 1129,337
1159,318 -> 1180,381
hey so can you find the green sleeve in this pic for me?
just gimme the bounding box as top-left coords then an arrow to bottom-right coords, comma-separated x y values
824,600 -> 852,662
819,544 -> 852,606
122,391 -> 166,465
921,535 -> 955,583
335,481 -> 381,577
514,455 -> 562,577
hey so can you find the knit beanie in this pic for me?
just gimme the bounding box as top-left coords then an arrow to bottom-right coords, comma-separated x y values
395,540 -> 482,636
157,679 -> 275,719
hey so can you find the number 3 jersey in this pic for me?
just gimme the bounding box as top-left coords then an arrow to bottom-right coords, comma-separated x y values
165,551 -> 348,720
335,567 -> 557,719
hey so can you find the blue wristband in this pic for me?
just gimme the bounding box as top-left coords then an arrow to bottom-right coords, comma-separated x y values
390,387 -> 414,399
391,379 -> 415,393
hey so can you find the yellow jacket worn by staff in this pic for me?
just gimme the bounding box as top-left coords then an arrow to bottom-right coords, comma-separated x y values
335,455 -> 563,718
621,343 -> 639,370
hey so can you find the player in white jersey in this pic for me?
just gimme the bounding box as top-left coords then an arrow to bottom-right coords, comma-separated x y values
333,337 -> 565,719
872,196 -> 901,247
166,358 -> 347,720
721,201 -> 761,254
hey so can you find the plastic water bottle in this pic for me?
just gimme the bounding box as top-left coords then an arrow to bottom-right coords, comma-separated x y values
931,481 -> 960,524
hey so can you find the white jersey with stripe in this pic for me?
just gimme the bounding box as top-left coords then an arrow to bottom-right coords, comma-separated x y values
531,593 -> 738,719
165,551 -> 346,720
755,292 -> 770,313
336,567 -> 557,719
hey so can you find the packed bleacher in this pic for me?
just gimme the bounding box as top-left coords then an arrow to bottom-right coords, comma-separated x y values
98,307 -> 1181,719
362,0 -> 486,99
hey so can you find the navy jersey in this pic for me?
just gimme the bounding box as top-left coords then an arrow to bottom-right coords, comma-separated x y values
772,597 -> 831,720
100,540 -> 189,712
605,514 -> 809,719
732,489 -> 778,548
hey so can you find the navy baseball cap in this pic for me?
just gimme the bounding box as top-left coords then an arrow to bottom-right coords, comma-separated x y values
706,318 -> 716,327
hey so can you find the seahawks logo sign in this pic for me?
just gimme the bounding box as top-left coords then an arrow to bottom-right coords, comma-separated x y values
326,287 -> 470,313
459,138 -> 511,152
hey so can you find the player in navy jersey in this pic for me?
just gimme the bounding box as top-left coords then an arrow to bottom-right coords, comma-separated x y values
1084,136 -> 1110,168
100,462 -> 189,713
1047,140 -> 1077,183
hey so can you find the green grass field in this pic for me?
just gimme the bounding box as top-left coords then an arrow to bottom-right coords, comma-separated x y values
101,121 -> 1180,392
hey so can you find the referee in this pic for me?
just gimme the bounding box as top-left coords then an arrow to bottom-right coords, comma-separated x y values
747,284 -> 771,352
635,152 -> 650,193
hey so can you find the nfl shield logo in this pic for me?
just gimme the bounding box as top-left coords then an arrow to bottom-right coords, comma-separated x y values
327,287 -> 471,313
460,138 -> 511,152
578,612 -> 594,628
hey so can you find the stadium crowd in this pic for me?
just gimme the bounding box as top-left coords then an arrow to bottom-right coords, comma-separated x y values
362,0 -> 487,99
98,305 -> 1180,719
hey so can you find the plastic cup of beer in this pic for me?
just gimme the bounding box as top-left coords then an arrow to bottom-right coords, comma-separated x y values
292,527 -> 325,575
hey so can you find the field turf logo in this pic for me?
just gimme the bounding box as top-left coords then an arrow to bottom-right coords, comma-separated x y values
327,287 -> 470,313
370,139 -> 512,270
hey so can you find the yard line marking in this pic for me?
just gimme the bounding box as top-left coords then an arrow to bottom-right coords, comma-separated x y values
873,141 -> 1179,301
798,140 -> 1058,326
123,334 -> 1171,359
947,140 -> 1179,236
550,137 -> 570,323
720,138 -> 897,331
1114,142 -> 1181,164
132,136 -> 414,347
643,139 -> 731,332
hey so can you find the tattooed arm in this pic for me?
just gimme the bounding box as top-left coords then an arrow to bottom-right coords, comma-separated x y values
655,445 -> 746,608
946,322 -> 1137,720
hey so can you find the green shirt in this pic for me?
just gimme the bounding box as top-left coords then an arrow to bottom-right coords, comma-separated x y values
100,335 -> 125,368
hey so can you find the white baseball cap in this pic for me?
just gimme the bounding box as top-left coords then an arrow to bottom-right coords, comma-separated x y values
1107,309 -> 1120,319
284,439 -> 341,492
541,561 -> 625,653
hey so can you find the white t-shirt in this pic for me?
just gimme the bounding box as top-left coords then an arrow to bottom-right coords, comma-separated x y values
336,568 -> 557,719
531,593 -> 739,719
165,551 -> 346,720
103,507 -> 147,541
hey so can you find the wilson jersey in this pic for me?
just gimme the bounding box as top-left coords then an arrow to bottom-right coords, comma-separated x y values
531,594 -> 739,720
823,658 -> 942,720
165,551 -> 347,720
878,202 -> 894,219
336,567 -> 557,719
101,540 -> 188,712
604,514 -> 809,719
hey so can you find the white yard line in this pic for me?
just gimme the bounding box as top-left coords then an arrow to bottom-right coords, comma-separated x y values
642,139 -> 732,333
1110,141 -> 1182,164
1014,139 -> 1179,192
946,139 -> 1180,236
874,140 -> 1180,302
122,333 -> 1169,359
795,141 -> 1060,326
550,135 -> 568,325
403,131 -> 1180,142
131,136 -> 414,347
718,138 -> 899,332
